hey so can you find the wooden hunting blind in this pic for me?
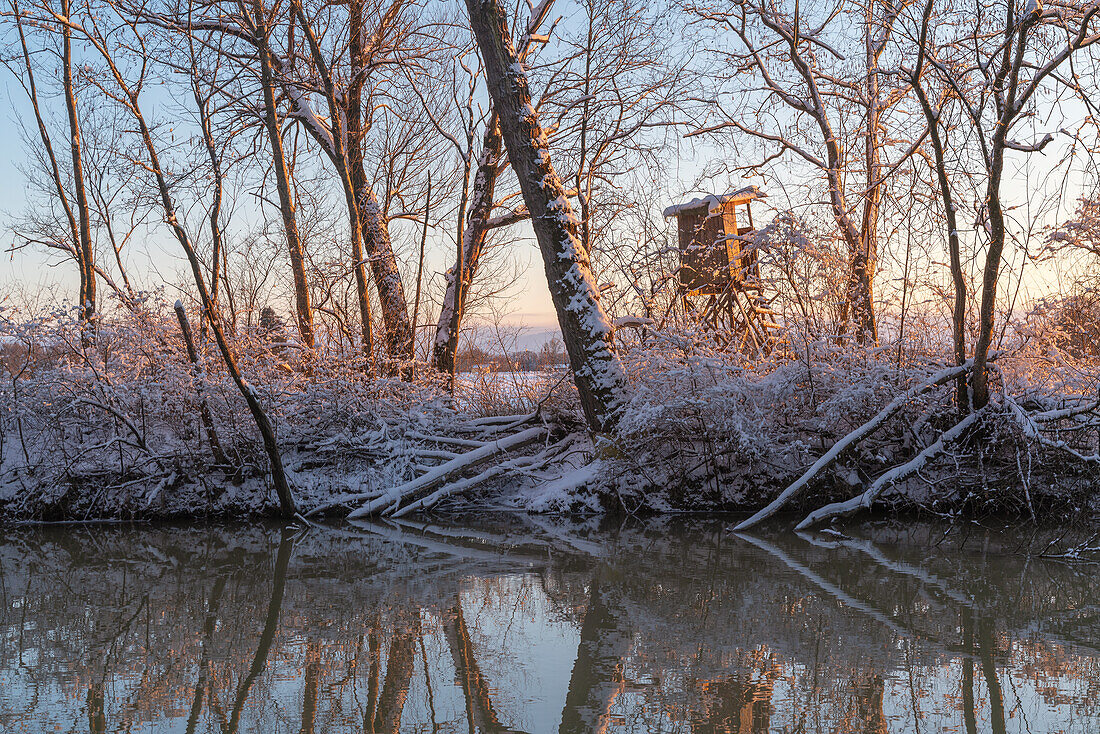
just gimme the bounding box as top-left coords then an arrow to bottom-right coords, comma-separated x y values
664,185 -> 780,351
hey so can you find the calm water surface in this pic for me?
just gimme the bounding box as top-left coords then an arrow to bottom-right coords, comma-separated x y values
1,518 -> 1098,733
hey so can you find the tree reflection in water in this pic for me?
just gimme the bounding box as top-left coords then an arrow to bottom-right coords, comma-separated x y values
1,519 -> 1099,733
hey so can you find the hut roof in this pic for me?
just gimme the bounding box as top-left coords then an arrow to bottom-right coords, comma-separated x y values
662,185 -> 767,219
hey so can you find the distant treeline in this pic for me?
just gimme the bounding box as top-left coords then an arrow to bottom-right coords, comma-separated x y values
456,338 -> 567,373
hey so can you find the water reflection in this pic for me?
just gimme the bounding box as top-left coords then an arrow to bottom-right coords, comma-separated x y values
2,518 -> 1100,732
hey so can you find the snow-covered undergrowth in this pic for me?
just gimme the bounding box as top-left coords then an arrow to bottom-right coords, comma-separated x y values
0,303 -> 581,519
3,303 -> 1100,522
586,323 -> 1100,520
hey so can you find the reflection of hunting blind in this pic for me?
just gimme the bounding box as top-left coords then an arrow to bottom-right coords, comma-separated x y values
664,186 -> 780,352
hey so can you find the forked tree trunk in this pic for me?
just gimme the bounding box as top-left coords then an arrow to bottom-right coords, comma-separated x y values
467,0 -> 630,431
343,0 -> 377,364
850,2 -> 885,345
433,115 -> 503,375
970,8 -> 1041,410
13,6 -> 87,324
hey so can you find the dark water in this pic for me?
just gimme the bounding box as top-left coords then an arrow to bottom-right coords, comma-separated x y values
2,518 -> 1099,733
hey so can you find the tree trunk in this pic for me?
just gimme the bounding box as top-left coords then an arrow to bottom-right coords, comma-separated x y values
433,115 -> 503,375
190,69 -> 226,338
970,138 -> 1006,410
467,0 -> 630,431
62,0 -> 95,330
910,2 -> 968,411
412,173 -> 430,344
254,0 -> 314,350
845,252 -> 877,343
356,179 -> 414,364
174,301 -> 227,466
344,0 -> 378,364
853,4 -> 884,345
344,0 -> 413,365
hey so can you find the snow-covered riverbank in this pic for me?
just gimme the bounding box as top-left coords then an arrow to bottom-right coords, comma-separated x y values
3,312 -> 1100,524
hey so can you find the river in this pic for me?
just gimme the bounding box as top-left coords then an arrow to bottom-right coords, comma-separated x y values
1,517 -> 1097,732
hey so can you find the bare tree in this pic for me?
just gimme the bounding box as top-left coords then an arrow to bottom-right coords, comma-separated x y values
541,0 -> 684,263
248,0 -> 314,349
467,0 -> 630,432
908,0 -> 1100,408
903,0 -> 969,410
967,2 -> 1099,408
687,0 -> 917,343
60,0 -> 96,330
41,0 -> 300,515
343,0 -> 414,364
430,2 -> 552,377
432,114 -> 503,376
136,0 -> 417,364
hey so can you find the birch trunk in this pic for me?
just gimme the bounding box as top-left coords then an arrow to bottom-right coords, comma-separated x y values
467,0 -> 630,431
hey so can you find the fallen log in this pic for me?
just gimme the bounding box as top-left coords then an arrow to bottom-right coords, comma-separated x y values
734,359 -> 985,530
391,434 -> 581,517
348,426 -> 549,518
795,408 -> 986,529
